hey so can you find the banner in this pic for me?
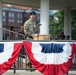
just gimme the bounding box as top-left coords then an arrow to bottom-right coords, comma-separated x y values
23,41 -> 75,75
0,41 -> 22,74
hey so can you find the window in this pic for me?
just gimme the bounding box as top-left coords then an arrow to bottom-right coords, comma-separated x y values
9,12 -> 14,22
9,12 -> 11,22
17,13 -> 22,23
11,12 -> 14,22
3,11 -> 6,21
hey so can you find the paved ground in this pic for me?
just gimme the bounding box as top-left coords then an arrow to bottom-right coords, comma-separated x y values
2,70 -> 76,75
2,70 -> 43,75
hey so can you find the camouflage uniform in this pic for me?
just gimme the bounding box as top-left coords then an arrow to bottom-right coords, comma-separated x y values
24,19 -> 37,39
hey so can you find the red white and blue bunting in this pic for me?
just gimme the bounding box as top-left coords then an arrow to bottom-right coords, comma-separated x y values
23,41 -> 76,75
0,41 -> 76,75
0,41 -> 22,74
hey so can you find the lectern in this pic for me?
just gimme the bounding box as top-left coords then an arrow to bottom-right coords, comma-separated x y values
33,34 -> 50,40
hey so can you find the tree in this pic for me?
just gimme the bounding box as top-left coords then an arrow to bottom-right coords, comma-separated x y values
71,10 -> 76,39
49,10 -> 76,40
49,10 -> 64,38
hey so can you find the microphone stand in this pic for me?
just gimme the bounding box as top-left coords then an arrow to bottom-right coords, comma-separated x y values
37,23 -> 41,40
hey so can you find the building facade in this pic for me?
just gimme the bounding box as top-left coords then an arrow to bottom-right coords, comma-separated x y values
2,4 -> 40,40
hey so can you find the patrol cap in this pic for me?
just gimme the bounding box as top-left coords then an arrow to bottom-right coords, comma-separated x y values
30,11 -> 36,15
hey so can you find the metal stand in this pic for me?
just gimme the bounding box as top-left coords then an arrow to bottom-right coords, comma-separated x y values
37,23 -> 41,40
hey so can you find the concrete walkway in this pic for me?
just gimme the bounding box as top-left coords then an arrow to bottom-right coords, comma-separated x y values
2,70 -> 43,75
2,70 -> 76,75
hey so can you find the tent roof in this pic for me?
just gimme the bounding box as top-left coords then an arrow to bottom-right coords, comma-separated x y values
2,0 -> 76,9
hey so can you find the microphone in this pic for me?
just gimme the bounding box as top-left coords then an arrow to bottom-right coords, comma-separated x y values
36,20 -> 42,26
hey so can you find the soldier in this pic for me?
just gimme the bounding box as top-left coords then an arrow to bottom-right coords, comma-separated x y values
24,11 -> 38,69
24,11 -> 37,40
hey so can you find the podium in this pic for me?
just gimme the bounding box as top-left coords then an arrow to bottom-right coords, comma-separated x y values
33,34 -> 50,40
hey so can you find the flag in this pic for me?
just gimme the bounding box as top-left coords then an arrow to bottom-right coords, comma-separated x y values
0,41 -> 22,74
23,41 -> 75,75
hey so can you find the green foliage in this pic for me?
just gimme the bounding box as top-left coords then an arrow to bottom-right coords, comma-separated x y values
71,10 -> 76,39
71,10 -> 76,30
49,10 -> 64,37
49,17 -> 55,29
49,10 -> 76,40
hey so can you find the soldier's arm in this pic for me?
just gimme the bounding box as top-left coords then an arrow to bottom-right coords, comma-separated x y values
24,22 -> 31,36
